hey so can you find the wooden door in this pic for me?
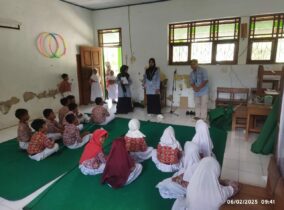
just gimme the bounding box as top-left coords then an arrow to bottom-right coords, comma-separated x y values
78,46 -> 104,105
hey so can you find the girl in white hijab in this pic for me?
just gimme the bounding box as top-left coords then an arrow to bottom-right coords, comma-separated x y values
152,126 -> 182,172
125,119 -> 153,162
156,141 -> 200,199
172,157 -> 239,210
192,119 -> 214,157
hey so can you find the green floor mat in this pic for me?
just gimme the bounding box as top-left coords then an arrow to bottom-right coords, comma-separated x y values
24,120 -> 227,210
0,122 -> 103,201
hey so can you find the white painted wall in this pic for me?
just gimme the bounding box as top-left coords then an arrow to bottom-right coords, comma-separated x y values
0,0 -> 94,129
92,0 -> 284,108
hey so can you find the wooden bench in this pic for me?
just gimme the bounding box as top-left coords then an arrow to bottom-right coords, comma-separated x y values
216,87 -> 249,107
221,156 -> 283,210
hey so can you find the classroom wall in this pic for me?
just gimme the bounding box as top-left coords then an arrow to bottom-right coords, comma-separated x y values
0,0 -> 94,129
92,0 -> 284,108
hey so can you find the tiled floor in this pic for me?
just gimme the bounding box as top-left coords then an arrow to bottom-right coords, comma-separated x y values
0,103 -> 271,210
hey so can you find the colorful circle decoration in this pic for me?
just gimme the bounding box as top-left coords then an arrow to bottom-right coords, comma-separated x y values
37,32 -> 66,58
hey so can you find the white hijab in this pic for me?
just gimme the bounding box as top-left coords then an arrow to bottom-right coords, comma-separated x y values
192,120 -> 213,157
125,119 -> 145,138
182,142 -> 201,182
186,157 -> 234,210
160,126 -> 181,150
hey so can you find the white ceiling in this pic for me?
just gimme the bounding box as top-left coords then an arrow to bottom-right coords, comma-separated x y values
61,0 -> 168,10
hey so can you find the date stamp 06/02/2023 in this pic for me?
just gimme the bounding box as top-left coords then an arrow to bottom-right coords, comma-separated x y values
226,199 -> 276,205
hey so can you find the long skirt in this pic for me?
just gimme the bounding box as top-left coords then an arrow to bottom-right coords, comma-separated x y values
147,94 -> 161,114
90,82 -> 102,102
116,97 -> 133,114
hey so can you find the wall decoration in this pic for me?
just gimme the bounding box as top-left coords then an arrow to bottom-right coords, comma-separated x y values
0,97 -> 20,115
37,32 -> 66,58
23,89 -> 59,102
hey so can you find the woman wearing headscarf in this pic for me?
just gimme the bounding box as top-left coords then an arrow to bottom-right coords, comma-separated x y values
125,119 -> 153,162
143,58 -> 163,119
79,129 -> 108,175
152,126 -> 182,172
192,119 -> 214,157
90,68 -> 103,103
156,141 -> 200,199
116,65 -> 133,114
172,157 -> 239,210
101,137 -> 142,188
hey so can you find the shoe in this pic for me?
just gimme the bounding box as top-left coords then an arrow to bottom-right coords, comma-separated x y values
157,114 -> 164,119
147,114 -> 153,117
193,117 -> 200,120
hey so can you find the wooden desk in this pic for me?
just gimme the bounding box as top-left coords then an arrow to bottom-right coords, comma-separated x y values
246,103 -> 272,134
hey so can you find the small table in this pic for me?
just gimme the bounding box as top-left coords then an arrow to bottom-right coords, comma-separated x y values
246,103 -> 272,135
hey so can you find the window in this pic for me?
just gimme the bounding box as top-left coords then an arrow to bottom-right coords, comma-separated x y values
169,18 -> 240,65
98,28 -> 122,74
247,13 -> 284,64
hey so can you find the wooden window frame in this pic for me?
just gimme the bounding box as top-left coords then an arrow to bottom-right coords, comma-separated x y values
98,28 -> 122,48
247,13 -> 284,64
168,17 -> 240,65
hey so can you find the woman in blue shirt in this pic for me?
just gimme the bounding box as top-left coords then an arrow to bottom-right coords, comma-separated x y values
144,58 -> 163,119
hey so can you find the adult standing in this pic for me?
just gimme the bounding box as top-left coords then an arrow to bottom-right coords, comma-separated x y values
116,65 -> 133,114
90,68 -> 103,103
189,59 -> 209,120
144,58 -> 163,119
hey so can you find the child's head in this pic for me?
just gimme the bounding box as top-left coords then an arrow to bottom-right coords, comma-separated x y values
95,97 -> 104,106
31,119 -> 47,132
15,109 -> 29,122
61,73 -> 69,81
110,70 -> 114,76
66,95 -> 75,104
65,113 -> 76,124
43,109 -> 55,120
60,97 -> 69,106
68,103 -> 78,113
93,129 -> 108,144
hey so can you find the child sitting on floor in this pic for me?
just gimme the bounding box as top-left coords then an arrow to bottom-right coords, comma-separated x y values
79,129 -> 108,175
124,119 -> 153,162
63,114 -> 91,149
91,97 -> 115,125
43,109 -> 63,141
192,119 -> 214,158
27,119 -> 59,161
152,126 -> 182,172
101,137 -> 142,188
156,142 -> 201,199
63,103 -> 83,130
15,109 -> 32,150
58,97 -> 69,126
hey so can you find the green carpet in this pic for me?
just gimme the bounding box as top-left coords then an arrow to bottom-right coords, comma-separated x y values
24,119 -> 227,210
0,122 -> 104,201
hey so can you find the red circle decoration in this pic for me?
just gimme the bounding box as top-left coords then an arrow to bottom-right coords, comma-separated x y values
37,32 -> 66,58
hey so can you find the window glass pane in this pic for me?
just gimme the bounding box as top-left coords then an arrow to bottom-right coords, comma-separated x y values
191,42 -> 212,63
251,41 -> 272,60
218,23 -> 236,40
174,27 -> 188,42
276,38 -> 284,63
172,46 -> 188,62
254,20 -> 274,37
103,32 -> 120,44
194,25 -> 211,41
103,47 -> 121,75
216,43 -> 235,61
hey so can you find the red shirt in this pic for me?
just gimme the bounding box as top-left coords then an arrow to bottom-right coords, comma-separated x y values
17,122 -> 32,142
91,105 -> 109,124
27,132 -> 55,155
157,144 -> 181,164
58,80 -> 71,93
125,137 -> 147,152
